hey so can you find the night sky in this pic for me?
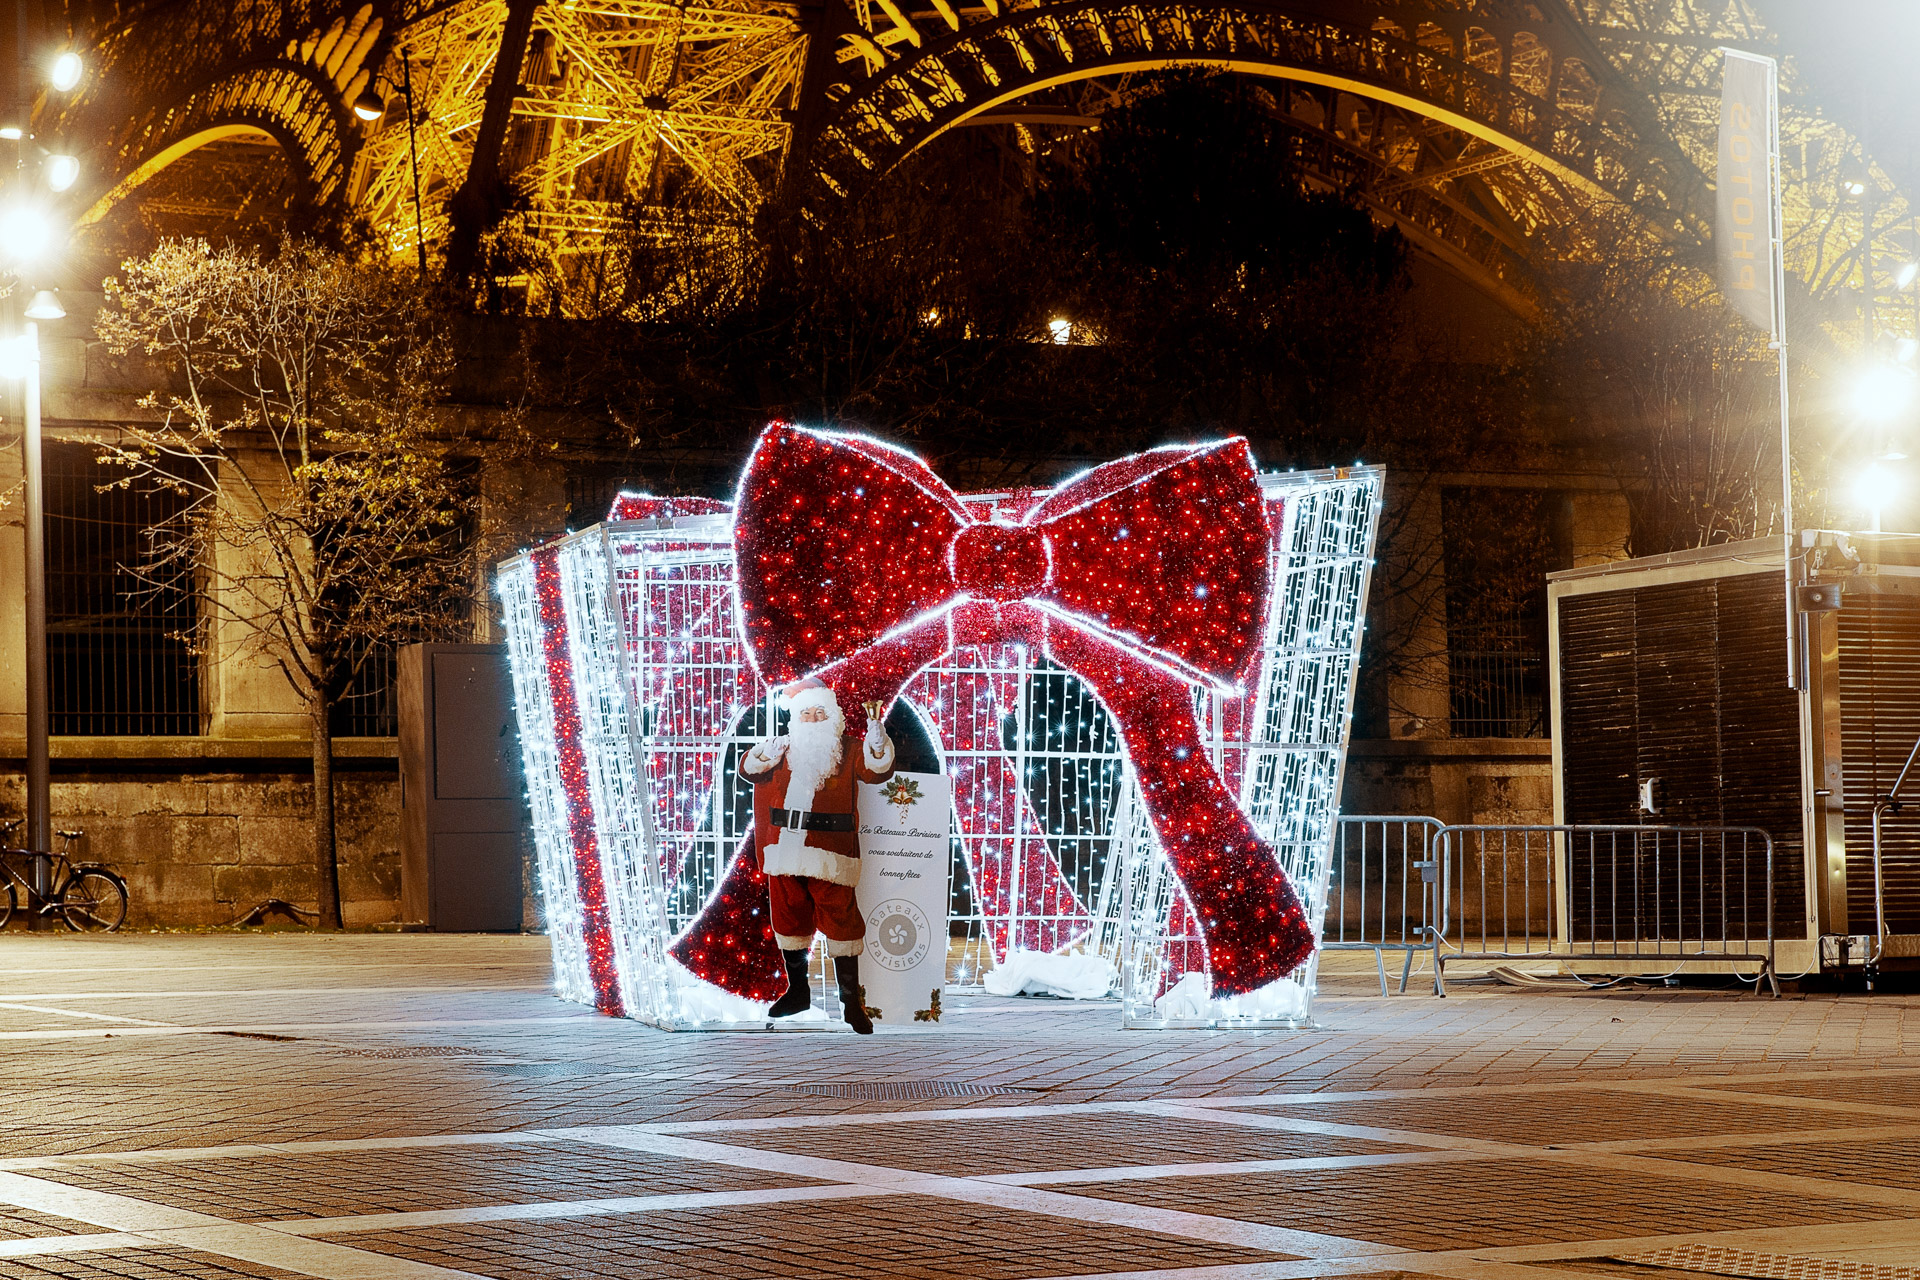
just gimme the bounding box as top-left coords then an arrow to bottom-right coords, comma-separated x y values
1759,0 -> 1920,191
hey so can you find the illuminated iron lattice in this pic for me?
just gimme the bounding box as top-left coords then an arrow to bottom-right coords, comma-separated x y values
497,462 -> 1379,1029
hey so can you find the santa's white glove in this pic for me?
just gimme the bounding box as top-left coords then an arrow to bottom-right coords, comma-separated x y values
861,701 -> 890,758
752,735 -> 790,766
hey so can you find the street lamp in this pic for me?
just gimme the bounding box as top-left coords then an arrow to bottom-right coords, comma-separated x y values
1853,365 -> 1914,422
4,35 -> 86,890
351,55 -> 429,275
0,203 -> 57,264
43,154 -> 78,193
1857,462 -> 1902,533
0,311 -> 51,887
48,52 -> 83,94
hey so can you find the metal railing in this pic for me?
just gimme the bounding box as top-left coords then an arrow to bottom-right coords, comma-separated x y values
1323,816 -> 1443,995
1433,824 -> 1777,996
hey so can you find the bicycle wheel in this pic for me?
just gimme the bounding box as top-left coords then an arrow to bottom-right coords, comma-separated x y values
59,866 -> 127,932
0,879 -> 14,929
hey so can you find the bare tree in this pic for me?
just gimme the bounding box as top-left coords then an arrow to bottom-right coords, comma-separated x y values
96,239 -> 490,928
1526,227 -> 1783,556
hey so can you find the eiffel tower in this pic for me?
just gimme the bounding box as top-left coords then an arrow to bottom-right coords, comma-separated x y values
42,0 -> 1917,332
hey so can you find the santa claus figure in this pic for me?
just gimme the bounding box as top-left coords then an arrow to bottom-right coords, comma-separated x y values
741,677 -> 895,1033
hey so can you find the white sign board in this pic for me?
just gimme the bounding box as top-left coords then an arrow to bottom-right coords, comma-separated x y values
857,770 -> 952,1028
1717,49 -> 1778,336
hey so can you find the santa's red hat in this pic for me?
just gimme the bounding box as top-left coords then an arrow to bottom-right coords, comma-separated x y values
776,676 -> 840,717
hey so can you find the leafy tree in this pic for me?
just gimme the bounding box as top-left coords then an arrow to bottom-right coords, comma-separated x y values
96,239 -> 499,927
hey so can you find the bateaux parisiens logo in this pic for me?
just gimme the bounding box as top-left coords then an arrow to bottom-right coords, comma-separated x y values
868,899 -> 933,972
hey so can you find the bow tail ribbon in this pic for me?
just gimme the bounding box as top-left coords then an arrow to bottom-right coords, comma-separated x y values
824,607 -> 1309,998
670,607 -> 1311,1000
903,643 -> 1093,961
1044,624 -> 1311,998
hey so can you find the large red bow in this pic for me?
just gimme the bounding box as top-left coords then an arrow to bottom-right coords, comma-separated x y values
726,424 -> 1312,997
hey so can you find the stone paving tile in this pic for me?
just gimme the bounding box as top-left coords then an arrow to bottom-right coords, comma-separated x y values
0,1207 -> 109,1241
1651,1136 -> 1920,1190
0,1252 -> 307,1278
1717,1072 -> 1920,1110
1271,1087 -> 1852,1144
11,938 -> 1920,1280
324,1192 -> 1291,1278
33,1141 -> 827,1221
695,1112 -> 1423,1175
1054,1158 -> 1912,1251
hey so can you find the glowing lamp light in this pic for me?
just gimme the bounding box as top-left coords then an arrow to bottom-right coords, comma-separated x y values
25,291 -> 65,321
45,154 -> 79,193
1853,366 -> 1914,423
0,126 -> 20,141
0,204 -> 57,266
352,91 -> 386,122
1899,262 -> 1919,290
1846,179 -> 1868,196
1858,462 -> 1901,527
0,335 -> 34,381
50,52 -> 83,92
1048,317 -> 1072,344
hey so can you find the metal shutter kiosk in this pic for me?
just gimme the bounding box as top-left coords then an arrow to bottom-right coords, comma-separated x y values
1549,531 -> 1920,979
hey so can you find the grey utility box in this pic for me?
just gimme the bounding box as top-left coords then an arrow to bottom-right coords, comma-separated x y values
398,644 -> 525,931
1549,531 -> 1920,976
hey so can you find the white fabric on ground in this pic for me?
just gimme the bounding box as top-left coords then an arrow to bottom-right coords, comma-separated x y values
983,949 -> 1116,999
1153,971 -> 1310,1021
667,961 -> 773,1023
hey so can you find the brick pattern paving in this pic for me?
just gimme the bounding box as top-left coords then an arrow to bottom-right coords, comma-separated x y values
0,938 -> 1915,1280
328,1193 -> 1289,1279
1275,1088 -> 1861,1144
688,1111 -> 1423,1175
0,1252 -> 309,1278
1653,1136 -> 1920,1190
0,1208 -> 108,1240
33,1141 -> 824,1220
1054,1158 -> 1913,1251
1719,1073 -> 1920,1110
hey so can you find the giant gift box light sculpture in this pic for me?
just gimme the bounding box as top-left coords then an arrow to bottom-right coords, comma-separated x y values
498,425 -> 1380,1028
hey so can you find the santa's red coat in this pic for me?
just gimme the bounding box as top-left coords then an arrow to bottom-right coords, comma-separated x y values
740,735 -> 895,887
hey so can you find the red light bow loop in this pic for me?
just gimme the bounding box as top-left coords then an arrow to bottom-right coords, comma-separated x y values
719,424 -> 1312,997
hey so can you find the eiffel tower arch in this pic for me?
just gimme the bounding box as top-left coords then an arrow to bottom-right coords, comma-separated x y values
788,0 -> 1710,312
73,3 -> 393,234
61,1 -> 1919,327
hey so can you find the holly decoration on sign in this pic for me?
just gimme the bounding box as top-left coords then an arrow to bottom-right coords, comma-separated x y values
882,775 -> 923,820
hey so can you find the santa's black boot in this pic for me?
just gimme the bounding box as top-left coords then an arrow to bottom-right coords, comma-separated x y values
768,949 -> 811,1018
834,955 -> 874,1034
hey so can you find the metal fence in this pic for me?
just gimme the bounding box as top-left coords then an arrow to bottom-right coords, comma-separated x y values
330,641 -> 398,737
1323,816 -> 1443,995
1433,824 -> 1777,995
46,441 -> 203,735
1447,616 -> 1547,739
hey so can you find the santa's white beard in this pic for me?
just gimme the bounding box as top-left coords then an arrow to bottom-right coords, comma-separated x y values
783,715 -> 845,812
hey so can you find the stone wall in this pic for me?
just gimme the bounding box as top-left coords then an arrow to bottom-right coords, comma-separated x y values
1339,739 -> 1554,826
0,756 -> 402,928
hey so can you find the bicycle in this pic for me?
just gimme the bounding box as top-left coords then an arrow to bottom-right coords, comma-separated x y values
0,821 -> 128,932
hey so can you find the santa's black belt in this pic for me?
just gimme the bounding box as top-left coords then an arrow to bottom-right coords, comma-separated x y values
770,808 -> 855,832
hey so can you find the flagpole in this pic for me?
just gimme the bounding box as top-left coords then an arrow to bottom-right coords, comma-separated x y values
1766,56 -> 1799,690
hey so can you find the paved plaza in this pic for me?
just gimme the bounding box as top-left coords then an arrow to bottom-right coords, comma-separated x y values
0,937 -> 1915,1278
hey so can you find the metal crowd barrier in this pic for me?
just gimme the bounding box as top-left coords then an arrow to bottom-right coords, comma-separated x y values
1323,816 -> 1444,995
1432,824 -> 1777,996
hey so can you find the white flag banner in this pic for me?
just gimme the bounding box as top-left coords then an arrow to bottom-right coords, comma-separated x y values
857,771 -> 952,1029
1718,50 -> 1778,335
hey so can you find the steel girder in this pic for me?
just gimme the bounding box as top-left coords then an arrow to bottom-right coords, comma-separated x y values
58,0 -> 1920,332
